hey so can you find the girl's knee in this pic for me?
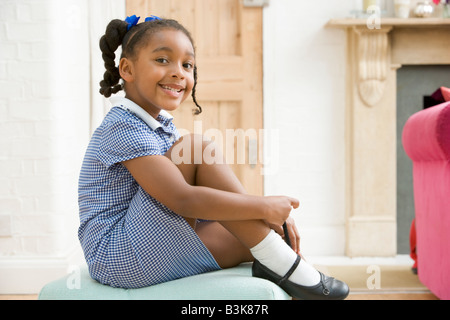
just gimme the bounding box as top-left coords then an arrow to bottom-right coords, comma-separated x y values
167,133 -> 223,165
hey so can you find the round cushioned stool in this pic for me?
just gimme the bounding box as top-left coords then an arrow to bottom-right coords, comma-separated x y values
38,263 -> 291,300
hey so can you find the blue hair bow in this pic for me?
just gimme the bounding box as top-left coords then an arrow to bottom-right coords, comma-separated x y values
125,15 -> 140,31
125,15 -> 161,31
145,15 -> 161,22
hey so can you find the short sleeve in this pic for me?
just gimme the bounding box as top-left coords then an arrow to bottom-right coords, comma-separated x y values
97,117 -> 162,167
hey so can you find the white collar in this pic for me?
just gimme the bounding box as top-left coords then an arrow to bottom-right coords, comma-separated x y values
109,96 -> 173,131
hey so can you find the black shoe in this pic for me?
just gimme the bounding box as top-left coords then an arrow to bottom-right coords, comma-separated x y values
252,256 -> 350,300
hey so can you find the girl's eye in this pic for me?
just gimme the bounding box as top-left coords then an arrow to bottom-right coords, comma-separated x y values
183,62 -> 194,70
156,58 -> 169,64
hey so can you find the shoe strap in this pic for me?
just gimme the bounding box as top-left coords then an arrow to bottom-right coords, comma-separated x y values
277,255 -> 301,286
282,222 -> 291,248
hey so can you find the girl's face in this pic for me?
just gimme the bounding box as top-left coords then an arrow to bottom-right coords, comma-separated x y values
120,29 -> 196,118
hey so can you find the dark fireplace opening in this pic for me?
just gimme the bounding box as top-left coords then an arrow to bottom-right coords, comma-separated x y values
424,87 -> 449,109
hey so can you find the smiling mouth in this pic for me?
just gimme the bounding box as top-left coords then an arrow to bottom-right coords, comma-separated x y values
160,84 -> 184,94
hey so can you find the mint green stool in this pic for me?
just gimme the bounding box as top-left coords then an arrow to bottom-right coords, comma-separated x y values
38,263 -> 291,300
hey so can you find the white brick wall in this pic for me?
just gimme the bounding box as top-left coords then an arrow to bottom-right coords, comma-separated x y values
0,0 -> 93,293
0,0 -> 90,258
0,0 -> 125,294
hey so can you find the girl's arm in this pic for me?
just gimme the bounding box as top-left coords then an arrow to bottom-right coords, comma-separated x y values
122,155 -> 298,226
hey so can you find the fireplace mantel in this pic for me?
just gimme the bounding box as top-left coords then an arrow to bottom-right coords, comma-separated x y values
328,17 -> 450,28
327,18 -> 450,256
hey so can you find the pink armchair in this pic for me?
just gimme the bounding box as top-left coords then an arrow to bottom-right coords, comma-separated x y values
402,101 -> 450,300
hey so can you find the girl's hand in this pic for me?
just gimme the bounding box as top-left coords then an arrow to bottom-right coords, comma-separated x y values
283,216 -> 301,255
263,196 -> 300,254
263,196 -> 299,226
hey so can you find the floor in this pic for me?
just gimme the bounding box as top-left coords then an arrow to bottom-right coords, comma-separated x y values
311,255 -> 440,300
0,292 -> 439,300
346,292 -> 438,300
1,295 -> 38,300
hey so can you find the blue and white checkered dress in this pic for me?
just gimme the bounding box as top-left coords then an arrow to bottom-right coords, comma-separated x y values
78,97 -> 220,289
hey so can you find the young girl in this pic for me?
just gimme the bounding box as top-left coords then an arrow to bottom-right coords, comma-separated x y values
78,15 -> 349,300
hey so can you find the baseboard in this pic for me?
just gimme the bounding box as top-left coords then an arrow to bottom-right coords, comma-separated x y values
308,254 -> 414,266
0,247 -> 85,294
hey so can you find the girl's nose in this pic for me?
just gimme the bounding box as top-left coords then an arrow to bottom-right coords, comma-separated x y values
171,63 -> 185,79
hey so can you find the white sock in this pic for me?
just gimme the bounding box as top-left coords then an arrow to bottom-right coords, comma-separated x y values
250,230 -> 321,286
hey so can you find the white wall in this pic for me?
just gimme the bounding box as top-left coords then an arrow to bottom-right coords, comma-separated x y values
263,0 -> 354,256
0,0 -> 124,294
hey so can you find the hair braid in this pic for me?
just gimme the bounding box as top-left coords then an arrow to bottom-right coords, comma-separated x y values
192,65 -> 202,115
99,19 -> 128,97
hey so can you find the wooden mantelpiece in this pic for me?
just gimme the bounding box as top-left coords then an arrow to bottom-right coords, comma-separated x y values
328,17 -> 450,27
327,18 -> 450,257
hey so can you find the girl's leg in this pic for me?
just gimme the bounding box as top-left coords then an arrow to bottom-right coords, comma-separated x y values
195,221 -> 254,268
165,134 -> 349,299
165,134 -> 270,267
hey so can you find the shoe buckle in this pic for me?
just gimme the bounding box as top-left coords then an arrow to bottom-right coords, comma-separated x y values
321,277 -> 330,296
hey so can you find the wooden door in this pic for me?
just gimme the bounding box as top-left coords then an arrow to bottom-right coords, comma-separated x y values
126,0 -> 264,195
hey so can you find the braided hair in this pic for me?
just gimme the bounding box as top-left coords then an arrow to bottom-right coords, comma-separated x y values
99,18 -> 202,115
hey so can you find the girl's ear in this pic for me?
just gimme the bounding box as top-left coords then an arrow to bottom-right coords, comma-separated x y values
119,57 -> 134,83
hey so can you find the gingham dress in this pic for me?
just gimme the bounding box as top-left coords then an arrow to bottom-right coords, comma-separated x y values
78,97 -> 220,289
